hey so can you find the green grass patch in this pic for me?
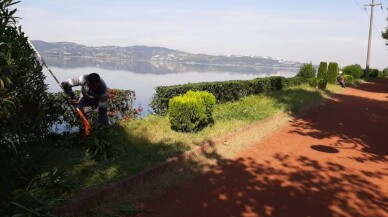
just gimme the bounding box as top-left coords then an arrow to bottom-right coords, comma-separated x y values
3,83 -> 340,216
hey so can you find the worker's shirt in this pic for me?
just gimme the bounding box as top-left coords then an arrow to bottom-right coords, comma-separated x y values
64,75 -> 108,109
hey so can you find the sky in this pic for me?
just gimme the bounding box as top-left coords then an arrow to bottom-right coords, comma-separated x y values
16,0 -> 388,69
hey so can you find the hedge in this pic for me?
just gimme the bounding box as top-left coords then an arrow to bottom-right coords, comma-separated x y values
151,76 -> 305,115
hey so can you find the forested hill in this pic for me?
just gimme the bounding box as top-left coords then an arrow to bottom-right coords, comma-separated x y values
32,40 -> 302,68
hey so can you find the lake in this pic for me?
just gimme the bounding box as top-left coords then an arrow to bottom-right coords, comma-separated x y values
42,57 -> 299,116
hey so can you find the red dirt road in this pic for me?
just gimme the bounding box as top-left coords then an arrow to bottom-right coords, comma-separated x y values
143,80 -> 388,217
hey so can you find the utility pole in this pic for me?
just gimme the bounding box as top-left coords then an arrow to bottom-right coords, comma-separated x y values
364,0 -> 382,78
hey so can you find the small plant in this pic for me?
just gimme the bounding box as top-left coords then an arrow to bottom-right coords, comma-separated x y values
343,74 -> 355,84
308,77 -> 318,88
83,125 -> 125,161
317,79 -> 327,90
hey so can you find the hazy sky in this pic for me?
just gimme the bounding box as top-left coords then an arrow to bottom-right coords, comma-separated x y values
17,0 -> 388,69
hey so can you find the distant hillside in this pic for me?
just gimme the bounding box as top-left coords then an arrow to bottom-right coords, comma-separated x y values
31,40 -> 302,68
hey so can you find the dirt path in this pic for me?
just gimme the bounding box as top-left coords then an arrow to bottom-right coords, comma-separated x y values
143,80 -> 388,217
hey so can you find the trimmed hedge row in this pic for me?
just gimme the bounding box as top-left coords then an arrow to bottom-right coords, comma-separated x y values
151,76 -> 304,115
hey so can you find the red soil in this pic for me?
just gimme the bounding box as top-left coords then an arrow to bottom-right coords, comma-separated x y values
143,80 -> 388,217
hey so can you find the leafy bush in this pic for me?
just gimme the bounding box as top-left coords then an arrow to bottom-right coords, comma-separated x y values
317,62 -> 328,80
0,0 -> 57,199
342,64 -> 363,79
169,94 -> 208,132
318,79 -> 327,90
327,62 -> 339,84
308,77 -> 318,88
296,63 -> 316,81
342,75 -> 354,84
185,91 -> 216,120
151,76 -> 302,115
284,76 -> 305,87
369,68 -> 379,78
383,68 -> 388,77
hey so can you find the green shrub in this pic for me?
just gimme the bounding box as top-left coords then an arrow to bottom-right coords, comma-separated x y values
327,62 -> 339,84
342,75 -> 354,84
383,68 -> 388,77
308,77 -> 318,88
185,91 -> 216,120
296,63 -> 316,81
369,68 -> 379,78
284,76 -> 305,87
169,94 -> 207,132
317,79 -> 327,90
317,62 -> 328,80
151,76 -> 300,115
342,64 -> 363,79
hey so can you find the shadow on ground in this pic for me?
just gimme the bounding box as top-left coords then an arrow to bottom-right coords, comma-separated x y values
143,150 -> 387,217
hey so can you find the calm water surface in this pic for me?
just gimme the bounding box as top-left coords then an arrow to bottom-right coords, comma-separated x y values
43,57 -> 299,116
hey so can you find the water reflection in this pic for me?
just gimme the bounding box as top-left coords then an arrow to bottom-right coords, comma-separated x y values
43,57 -> 299,116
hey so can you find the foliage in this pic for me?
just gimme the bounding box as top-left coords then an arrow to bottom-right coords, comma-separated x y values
383,68 -> 388,77
168,91 -> 214,132
82,124 -> 125,161
342,64 -> 363,79
317,79 -> 327,90
296,63 -> 316,81
327,62 -> 339,84
185,90 -> 216,120
342,75 -> 354,84
151,76 -> 303,115
317,62 -> 328,80
284,76 -> 304,87
308,77 -> 318,88
0,0 -> 49,149
368,68 -> 379,78
0,0 -> 57,201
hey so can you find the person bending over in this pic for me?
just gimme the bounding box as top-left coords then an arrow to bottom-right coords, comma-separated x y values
61,73 -> 109,126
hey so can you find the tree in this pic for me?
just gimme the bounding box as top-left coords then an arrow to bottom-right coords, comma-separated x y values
296,63 -> 316,81
327,62 -> 339,84
317,62 -> 328,80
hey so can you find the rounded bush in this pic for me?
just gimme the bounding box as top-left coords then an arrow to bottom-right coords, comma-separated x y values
169,95 -> 207,132
342,64 -> 363,79
185,91 -> 216,119
317,79 -> 327,90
